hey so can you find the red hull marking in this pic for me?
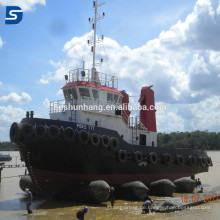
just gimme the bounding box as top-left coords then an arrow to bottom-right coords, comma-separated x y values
33,169 -> 195,185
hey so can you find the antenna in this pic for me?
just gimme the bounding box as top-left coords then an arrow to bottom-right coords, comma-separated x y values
88,0 -> 105,83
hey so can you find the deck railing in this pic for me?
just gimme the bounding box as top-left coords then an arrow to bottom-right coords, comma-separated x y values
68,68 -> 118,89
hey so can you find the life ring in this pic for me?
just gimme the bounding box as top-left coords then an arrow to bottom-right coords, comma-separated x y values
109,137 -> 119,152
188,155 -> 197,166
34,125 -> 47,138
100,135 -> 110,148
133,151 -> 142,163
199,156 -> 206,167
206,157 -> 212,166
21,123 -> 34,139
162,153 -> 171,164
63,127 -> 75,142
149,152 -> 157,165
10,122 -> 21,142
176,155 -> 184,166
48,125 -> 60,139
118,150 -> 127,163
90,133 -> 100,147
78,130 -> 89,145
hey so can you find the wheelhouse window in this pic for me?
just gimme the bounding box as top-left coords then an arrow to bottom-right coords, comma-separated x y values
118,96 -> 122,104
79,88 -> 90,98
65,88 -> 77,100
92,89 -> 99,100
107,93 -> 113,102
63,90 -> 69,99
114,94 -> 119,103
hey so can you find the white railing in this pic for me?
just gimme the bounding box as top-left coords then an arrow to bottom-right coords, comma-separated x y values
68,68 -> 118,89
121,111 -> 148,131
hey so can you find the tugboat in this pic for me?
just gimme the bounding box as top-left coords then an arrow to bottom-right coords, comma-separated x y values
9,0 -> 212,197
0,153 -> 12,161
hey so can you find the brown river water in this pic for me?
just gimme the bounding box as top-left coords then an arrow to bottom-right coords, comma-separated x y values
0,151 -> 220,220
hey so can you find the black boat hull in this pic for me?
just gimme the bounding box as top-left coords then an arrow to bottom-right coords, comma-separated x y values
12,118 -> 210,197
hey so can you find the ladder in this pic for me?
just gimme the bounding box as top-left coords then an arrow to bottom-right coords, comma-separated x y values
131,117 -> 138,145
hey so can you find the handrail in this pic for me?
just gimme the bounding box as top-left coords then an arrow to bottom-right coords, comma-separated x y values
68,68 -> 118,89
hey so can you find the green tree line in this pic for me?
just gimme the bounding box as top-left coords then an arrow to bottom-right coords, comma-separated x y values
157,131 -> 220,150
0,141 -> 17,151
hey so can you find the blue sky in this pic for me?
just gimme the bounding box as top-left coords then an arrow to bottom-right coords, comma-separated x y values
0,0 -> 220,141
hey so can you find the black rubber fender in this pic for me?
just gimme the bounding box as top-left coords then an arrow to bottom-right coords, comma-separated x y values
21,123 -> 34,139
176,155 -> 184,166
109,137 -> 119,152
100,135 -> 110,148
90,133 -> 100,147
206,157 -> 212,166
162,153 -> 171,165
63,127 -> 75,142
10,122 -> 21,142
118,150 -> 127,163
188,155 -> 197,166
34,125 -> 47,138
48,125 -> 60,139
133,151 -> 143,163
199,156 -> 207,167
78,130 -> 89,145
148,152 -> 157,165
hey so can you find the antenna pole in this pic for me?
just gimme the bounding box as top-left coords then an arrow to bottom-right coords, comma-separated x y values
93,0 -> 98,69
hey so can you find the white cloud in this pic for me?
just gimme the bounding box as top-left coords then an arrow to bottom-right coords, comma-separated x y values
0,37 -> 3,49
41,0 -> 220,132
43,98 -> 50,108
0,0 -> 46,11
0,92 -> 31,104
0,81 -> 2,86
0,105 -> 26,141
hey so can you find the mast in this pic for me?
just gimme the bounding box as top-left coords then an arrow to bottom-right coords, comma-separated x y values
89,0 -> 105,83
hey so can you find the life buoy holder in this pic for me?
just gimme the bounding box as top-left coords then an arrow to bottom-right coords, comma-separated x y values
188,155 -> 197,166
100,135 -> 110,148
21,123 -> 34,139
34,125 -> 47,138
176,155 -> 184,166
149,152 -> 157,165
90,133 -> 100,147
199,156 -> 207,167
78,130 -> 89,145
206,157 -> 212,166
162,153 -> 171,165
48,125 -> 60,139
63,127 -> 75,142
118,150 -> 127,163
10,122 -> 21,142
109,137 -> 119,152
134,151 -> 142,163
